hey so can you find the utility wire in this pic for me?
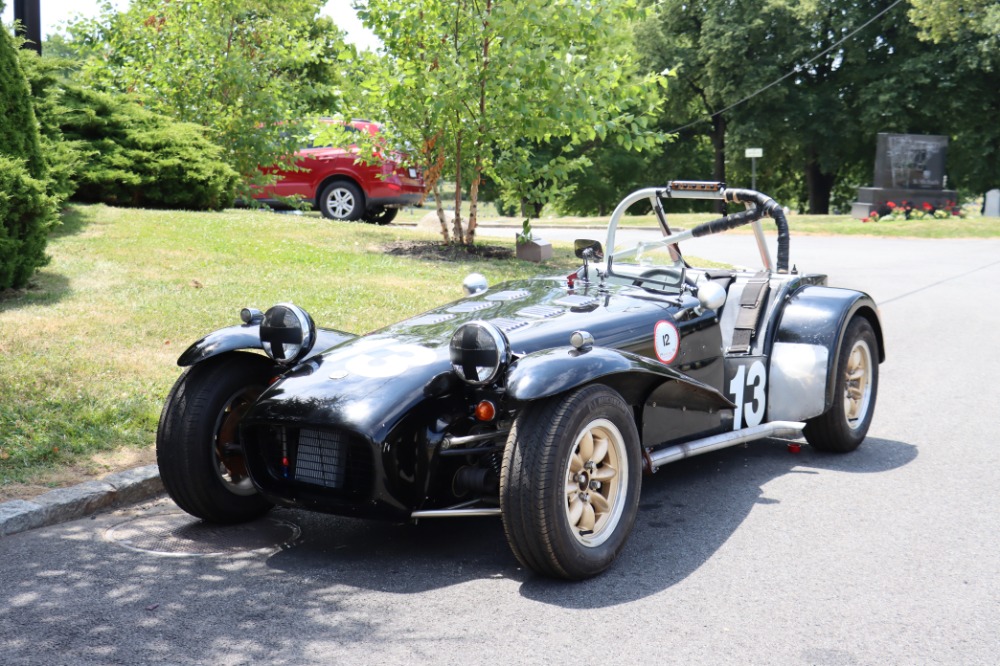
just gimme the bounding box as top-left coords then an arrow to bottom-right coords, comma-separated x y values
665,0 -> 905,135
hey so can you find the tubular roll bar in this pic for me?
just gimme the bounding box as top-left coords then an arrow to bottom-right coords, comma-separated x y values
605,181 -> 791,274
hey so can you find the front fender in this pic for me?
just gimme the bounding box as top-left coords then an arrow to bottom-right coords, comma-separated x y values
177,325 -> 356,367
506,346 -> 733,411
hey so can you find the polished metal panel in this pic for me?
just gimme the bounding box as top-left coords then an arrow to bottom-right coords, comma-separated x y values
767,342 -> 828,421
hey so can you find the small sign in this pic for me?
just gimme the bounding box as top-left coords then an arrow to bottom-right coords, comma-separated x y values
745,148 -> 763,158
654,320 -> 680,364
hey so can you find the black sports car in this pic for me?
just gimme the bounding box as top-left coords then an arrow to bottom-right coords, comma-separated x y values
157,181 -> 884,579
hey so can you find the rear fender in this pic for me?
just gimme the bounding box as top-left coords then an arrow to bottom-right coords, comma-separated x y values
768,286 -> 884,420
506,346 -> 734,411
177,325 -> 356,367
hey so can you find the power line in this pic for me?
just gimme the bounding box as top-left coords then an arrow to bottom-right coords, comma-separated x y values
664,0 -> 905,135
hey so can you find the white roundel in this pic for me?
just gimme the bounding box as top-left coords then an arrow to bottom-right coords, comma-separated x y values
344,339 -> 437,378
654,320 -> 680,364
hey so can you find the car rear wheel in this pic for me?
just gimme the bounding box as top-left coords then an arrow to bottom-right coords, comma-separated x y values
156,352 -> 275,523
362,206 -> 398,225
500,384 -> 641,579
318,181 -> 364,220
804,316 -> 879,452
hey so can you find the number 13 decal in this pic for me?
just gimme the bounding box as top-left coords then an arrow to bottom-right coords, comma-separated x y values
729,359 -> 767,429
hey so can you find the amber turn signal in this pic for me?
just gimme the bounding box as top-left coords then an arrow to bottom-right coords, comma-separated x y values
474,400 -> 496,422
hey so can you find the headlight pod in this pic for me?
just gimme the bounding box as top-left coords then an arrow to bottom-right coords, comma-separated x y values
449,321 -> 510,386
260,303 -> 316,365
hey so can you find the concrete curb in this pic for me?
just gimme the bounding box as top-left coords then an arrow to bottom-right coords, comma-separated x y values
0,465 -> 163,537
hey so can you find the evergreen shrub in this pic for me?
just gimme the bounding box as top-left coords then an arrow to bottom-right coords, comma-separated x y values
0,22 -> 56,290
60,88 -> 240,210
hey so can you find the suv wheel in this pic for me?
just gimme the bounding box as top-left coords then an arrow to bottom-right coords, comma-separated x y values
362,206 -> 398,225
319,181 -> 364,220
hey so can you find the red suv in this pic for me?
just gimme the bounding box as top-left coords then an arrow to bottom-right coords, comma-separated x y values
254,120 -> 424,224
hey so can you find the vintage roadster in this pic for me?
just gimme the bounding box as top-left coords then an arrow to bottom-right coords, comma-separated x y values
157,181 -> 883,579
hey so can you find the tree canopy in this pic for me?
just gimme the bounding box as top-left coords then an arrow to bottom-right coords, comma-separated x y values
345,0 -> 667,243
71,0 -> 348,198
633,0 -> 1000,213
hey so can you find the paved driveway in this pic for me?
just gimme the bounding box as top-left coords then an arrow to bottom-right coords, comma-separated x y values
2,232 -> 999,665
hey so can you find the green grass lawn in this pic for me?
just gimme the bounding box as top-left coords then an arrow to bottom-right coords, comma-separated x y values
2,202 -> 998,495
0,204 -> 579,492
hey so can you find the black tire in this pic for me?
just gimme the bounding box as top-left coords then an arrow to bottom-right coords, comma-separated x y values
362,206 -> 398,225
156,352 -> 275,523
804,316 -> 879,452
500,384 -> 642,579
318,180 -> 364,220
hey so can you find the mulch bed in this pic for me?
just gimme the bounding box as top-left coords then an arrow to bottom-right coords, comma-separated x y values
382,240 -> 513,261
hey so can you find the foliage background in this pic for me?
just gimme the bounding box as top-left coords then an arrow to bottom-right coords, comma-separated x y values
0,20 -> 57,290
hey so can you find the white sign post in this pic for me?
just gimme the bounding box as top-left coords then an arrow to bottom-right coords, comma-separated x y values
745,148 -> 763,190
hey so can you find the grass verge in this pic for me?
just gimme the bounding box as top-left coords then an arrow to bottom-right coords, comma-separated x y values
0,204 -> 578,496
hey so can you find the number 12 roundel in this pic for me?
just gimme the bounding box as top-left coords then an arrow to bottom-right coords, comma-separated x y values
654,320 -> 680,364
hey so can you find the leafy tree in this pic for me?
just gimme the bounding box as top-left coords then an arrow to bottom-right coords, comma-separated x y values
637,0 -> 796,208
0,23 -> 57,290
70,0 -> 346,199
637,0 -> 998,212
907,0 -> 1000,197
18,49 -> 239,210
909,0 -> 1000,54
350,0 -> 666,245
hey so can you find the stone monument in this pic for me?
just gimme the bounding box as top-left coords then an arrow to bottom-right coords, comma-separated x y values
851,133 -> 959,218
985,189 -> 1000,218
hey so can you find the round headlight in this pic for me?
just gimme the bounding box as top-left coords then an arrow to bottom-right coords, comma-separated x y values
260,303 -> 316,365
449,321 -> 510,386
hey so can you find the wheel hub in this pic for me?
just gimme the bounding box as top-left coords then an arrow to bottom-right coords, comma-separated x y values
564,419 -> 626,547
328,188 -> 355,218
214,387 -> 262,496
843,340 -> 872,428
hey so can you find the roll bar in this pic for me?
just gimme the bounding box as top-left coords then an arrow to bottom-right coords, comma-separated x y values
605,181 -> 791,274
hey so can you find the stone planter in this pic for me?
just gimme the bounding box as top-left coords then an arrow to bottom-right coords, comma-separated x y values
515,238 -> 552,262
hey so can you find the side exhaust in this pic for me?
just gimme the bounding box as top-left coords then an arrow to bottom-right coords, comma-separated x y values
644,421 -> 805,473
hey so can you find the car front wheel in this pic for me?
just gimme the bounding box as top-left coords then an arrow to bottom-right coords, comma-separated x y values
804,316 -> 879,452
318,181 -> 364,220
500,384 -> 641,579
156,352 -> 275,523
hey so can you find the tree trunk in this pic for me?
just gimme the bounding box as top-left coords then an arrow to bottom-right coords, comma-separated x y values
465,0 -> 490,248
468,169 -> 480,246
710,113 -> 727,213
433,182 -> 449,244
805,150 -> 835,214
452,127 -> 464,245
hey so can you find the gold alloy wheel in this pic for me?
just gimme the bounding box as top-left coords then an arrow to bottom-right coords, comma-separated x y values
844,339 -> 873,429
565,418 -> 628,547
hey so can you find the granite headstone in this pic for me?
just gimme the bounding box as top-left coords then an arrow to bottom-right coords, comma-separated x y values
985,189 -> 1000,217
851,133 -> 958,218
874,134 -> 948,190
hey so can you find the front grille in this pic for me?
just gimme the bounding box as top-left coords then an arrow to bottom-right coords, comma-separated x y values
295,429 -> 350,488
243,424 -> 374,497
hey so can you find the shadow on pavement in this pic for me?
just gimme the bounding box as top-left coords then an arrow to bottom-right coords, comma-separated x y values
0,438 -> 915,664
266,436 -> 915,605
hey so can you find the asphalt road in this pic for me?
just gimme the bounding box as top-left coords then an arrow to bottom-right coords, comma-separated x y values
2,230 -> 999,665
